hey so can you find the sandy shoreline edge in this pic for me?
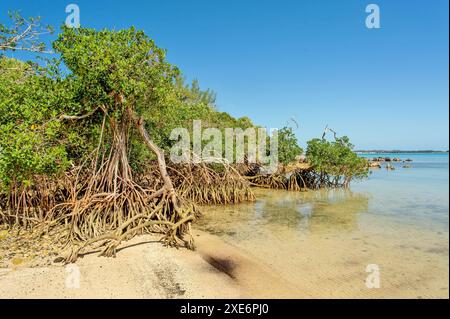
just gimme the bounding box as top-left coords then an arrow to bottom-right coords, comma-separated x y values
0,229 -> 303,299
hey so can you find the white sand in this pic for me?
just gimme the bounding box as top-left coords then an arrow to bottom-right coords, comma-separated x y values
0,230 -> 303,299
2,226 -> 446,299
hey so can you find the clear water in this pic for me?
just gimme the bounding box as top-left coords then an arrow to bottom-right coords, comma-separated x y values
197,153 -> 449,298
355,153 -> 449,232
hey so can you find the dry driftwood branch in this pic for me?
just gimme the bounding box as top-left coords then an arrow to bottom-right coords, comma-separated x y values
0,13 -> 53,53
59,107 -> 100,121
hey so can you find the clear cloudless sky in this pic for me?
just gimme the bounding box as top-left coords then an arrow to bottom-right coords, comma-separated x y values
1,0 -> 448,150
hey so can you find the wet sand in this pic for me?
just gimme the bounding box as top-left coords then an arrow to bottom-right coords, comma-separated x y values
0,223 -> 447,298
197,188 -> 449,299
0,231 -> 303,299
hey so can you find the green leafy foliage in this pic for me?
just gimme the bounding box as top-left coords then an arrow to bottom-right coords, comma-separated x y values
53,26 -> 178,117
277,126 -> 303,165
306,135 -> 369,187
1,12 -> 364,195
0,57 -> 69,187
1,21 -> 259,189
175,76 -> 217,108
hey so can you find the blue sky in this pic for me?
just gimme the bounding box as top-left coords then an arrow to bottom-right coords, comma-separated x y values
1,0 -> 448,150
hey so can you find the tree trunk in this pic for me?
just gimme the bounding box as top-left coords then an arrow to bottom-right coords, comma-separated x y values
128,108 -> 175,194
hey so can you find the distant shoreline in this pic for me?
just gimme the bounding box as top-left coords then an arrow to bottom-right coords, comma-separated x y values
355,150 -> 449,154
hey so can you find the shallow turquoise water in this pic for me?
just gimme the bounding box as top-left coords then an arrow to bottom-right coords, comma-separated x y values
197,153 -> 449,297
355,153 -> 449,232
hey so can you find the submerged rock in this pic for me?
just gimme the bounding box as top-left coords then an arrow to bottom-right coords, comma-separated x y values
369,162 -> 382,168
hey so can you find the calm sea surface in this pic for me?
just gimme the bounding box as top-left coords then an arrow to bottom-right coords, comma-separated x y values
355,153 -> 449,231
197,153 -> 449,298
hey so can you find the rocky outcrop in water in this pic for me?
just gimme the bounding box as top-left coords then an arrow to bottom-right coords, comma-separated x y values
371,157 -> 413,163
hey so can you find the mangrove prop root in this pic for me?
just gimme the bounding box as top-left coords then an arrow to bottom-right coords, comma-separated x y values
164,161 -> 256,205
246,168 -> 310,191
247,167 -> 351,191
1,109 -> 198,263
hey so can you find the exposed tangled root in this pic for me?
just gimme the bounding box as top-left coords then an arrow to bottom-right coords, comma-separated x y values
0,159 -> 254,263
245,168 -> 310,191
0,111 -> 200,263
0,174 -> 72,228
293,169 -> 351,189
0,163 -> 199,263
241,159 -> 351,191
62,191 -> 197,263
143,161 -> 255,205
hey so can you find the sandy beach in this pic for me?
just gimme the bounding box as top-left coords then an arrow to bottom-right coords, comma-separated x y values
0,230 -> 303,299
1,223 -> 448,299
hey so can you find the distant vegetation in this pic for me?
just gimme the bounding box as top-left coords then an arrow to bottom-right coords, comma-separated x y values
355,150 -> 448,154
